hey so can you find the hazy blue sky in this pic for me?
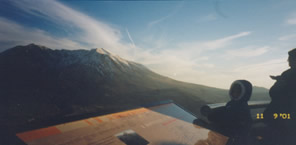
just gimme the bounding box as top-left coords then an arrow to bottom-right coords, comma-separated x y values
1,0 -> 296,89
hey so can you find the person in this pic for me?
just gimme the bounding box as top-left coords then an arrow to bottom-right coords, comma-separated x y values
207,80 -> 253,144
263,48 -> 296,145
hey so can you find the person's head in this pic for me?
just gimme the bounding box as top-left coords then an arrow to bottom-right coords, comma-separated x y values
288,48 -> 296,69
229,80 -> 252,102
230,83 -> 242,100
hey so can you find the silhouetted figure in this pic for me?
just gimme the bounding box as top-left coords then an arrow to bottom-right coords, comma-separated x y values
208,80 -> 252,145
263,48 -> 296,145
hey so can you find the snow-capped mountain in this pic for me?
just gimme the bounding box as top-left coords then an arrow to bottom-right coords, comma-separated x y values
0,44 -> 269,128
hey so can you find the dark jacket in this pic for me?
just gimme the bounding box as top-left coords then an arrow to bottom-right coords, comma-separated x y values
208,80 -> 252,136
264,68 -> 296,131
262,69 -> 296,145
225,80 -> 252,127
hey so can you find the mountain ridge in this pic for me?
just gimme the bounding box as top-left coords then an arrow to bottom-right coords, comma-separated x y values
0,44 -> 270,128
5,43 -> 269,89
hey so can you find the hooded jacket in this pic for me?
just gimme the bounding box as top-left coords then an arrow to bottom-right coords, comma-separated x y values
225,80 -> 252,127
208,80 -> 252,128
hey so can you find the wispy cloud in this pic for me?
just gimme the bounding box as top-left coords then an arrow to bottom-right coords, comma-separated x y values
286,13 -> 296,25
0,17 -> 84,51
9,0 -> 131,52
126,28 -> 136,48
132,31 -> 254,88
232,58 -> 288,87
202,31 -> 251,50
233,58 -> 287,73
286,18 -> 296,25
226,46 -> 269,57
147,1 -> 184,27
0,0 -> 284,89
148,15 -> 172,28
172,31 -> 252,57
279,34 -> 296,41
196,14 -> 217,23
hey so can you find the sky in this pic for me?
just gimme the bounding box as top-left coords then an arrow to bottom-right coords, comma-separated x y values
0,0 -> 296,89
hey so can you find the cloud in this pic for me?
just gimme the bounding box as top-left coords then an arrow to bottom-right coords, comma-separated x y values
0,0 -> 282,89
0,17 -> 85,51
232,58 -> 288,87
9,0 -> 132,53
196,14 -> 217,23
170,31 -> 252,58
126,28 -> 136,48
286,18 -> 296,25
279,34 -> 296,41
148,15 -> 172,27
202,31 -> 251,50
233,58 -> 287,74
147,1 -> 183,27
226,46 -> 269,57
137,32 -> 251,64
285,13 -> 296,25
4,0 -> 143,62
131,31 -> 254,88
190,58 -> 288,89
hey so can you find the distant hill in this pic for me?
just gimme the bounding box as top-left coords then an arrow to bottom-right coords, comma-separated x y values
252,86 -> 270,100
0,44 -> 270,128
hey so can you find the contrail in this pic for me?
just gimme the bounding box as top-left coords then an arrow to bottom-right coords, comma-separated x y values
126,28 -> 136,48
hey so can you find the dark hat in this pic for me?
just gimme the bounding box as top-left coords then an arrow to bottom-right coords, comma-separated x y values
288,48 -> 296,58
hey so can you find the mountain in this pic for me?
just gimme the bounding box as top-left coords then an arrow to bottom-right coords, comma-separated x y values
0,44 -> 269,128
